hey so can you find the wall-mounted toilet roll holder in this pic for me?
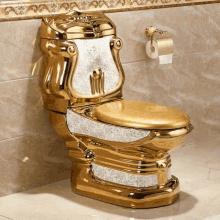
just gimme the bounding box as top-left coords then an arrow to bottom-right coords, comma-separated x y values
145,26 -> 173,64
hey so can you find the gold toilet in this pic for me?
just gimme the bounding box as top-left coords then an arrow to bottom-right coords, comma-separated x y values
40,11 -> 193,208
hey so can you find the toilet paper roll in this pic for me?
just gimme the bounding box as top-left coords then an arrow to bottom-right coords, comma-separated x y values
159,54 -> 173,65
146,40 -> 158,59
146,39 -> 173,64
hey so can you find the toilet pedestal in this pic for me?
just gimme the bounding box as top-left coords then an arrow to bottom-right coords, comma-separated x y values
49,110 -> 192,208
41,11 -> 193,208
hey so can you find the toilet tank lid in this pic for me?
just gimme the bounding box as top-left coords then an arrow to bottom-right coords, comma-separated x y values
41,11 -> 116,40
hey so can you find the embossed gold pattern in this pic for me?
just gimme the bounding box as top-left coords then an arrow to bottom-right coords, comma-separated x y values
41,11 -> 124,111
90,68 -> 105,95
0,0 -> 219,21
41,11 -> 193,208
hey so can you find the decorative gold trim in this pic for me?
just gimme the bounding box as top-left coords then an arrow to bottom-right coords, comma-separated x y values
40,12 -> 193,208
41,14 -> 125,110
90,68 -> 105,95
0,0 -> 219,22
49,110 -> 181,208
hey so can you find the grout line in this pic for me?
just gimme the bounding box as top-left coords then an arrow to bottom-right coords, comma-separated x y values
0,129 -> 54,144
208,168 -> 211,180
209,168 -> 220,172
185,182 -> 216,194
172,158 -> 220,172
1,48 -> 219,83
0,134 -> 31,143
0,215 -> 13,220
0,75 -> 39,84
121,48 -> 220,66
122,60 -> 146,65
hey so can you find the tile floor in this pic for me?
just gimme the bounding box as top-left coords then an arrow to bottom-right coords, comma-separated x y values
0,159 -> 220,220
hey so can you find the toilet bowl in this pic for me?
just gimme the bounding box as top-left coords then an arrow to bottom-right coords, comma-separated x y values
40,11 -> 193,208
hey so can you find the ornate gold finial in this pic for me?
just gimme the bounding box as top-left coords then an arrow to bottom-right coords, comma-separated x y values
90,68 -> 105,95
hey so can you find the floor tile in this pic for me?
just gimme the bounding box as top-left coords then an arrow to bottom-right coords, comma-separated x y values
0,163 -> 220,220
171,160 -> 213,193
208,169 -> 220,183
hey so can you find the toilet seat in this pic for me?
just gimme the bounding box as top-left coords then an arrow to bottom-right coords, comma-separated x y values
93,100 -> 190,130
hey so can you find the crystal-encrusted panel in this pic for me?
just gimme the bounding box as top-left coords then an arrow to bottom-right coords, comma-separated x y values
73,36 -> 119,95
168,168 -> 172,180
92,164 -> 159,188
66,109 -> 150,143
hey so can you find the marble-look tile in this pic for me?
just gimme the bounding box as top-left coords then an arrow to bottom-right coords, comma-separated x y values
171,137 -> 220,171
122,48 -> 220,144
108,184 -> 220,220
0,3 -> 219,83
122,62 -> 152,102
0,77 -> 53,141
208,169 -> 220,183
0,2 -> 219,202
0,130 -> 70,197
123,49 -> 220,103
111,183 -> 220,220
108,10 -> 155,64
109,3 -> 220,64
0,180 -> 125,220
0,19 -> 43,82
177,183 -> 220,220
4,178 -> 220,220
147,50 -> 220,101
128,50 -> 220,105
2,164 -> 220,219
153,4 -> 220,57
122,61 -> 182,106
0,216 -> 12,220
171,160 -> 212,193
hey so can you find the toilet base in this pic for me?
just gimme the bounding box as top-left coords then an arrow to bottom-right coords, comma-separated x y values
48,111 -> 181,208
70,166 -> 180,208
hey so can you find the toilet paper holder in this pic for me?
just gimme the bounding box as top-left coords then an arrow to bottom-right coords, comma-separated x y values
145,26 -> 173,64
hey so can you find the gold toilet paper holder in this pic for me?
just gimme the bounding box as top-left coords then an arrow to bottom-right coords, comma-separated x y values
145,26 -> 173,63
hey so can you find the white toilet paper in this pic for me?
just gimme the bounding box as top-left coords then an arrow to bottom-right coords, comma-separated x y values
146,39 -> 173,65
146,40 -> 158,59
159,54 -> 173,65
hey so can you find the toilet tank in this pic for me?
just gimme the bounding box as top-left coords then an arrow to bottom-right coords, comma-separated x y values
40,11 -> 125,112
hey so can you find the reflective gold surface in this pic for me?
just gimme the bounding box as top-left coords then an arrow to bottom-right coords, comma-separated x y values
41,11 -> 116,40
48,106 -> 191,207
49,110 -> 181,208
90,68 -> 105,95
146,27 -> 173,57
41,12 -> 124,112
40,11 -> 193,208
93,99 -> 191,130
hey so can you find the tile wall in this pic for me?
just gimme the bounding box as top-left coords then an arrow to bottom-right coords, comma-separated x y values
0,3 -> 219,196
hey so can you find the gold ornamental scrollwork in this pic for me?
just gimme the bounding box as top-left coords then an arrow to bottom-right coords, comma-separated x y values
4,3 -> 59,15
1,0 -> 219,21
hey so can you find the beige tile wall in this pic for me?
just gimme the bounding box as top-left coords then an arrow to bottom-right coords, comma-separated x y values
0,19 -> 71,196
0,3 -> 220,196
113,4 -> 220,182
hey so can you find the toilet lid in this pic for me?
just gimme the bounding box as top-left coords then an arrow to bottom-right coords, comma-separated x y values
93,100 -> 190,130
